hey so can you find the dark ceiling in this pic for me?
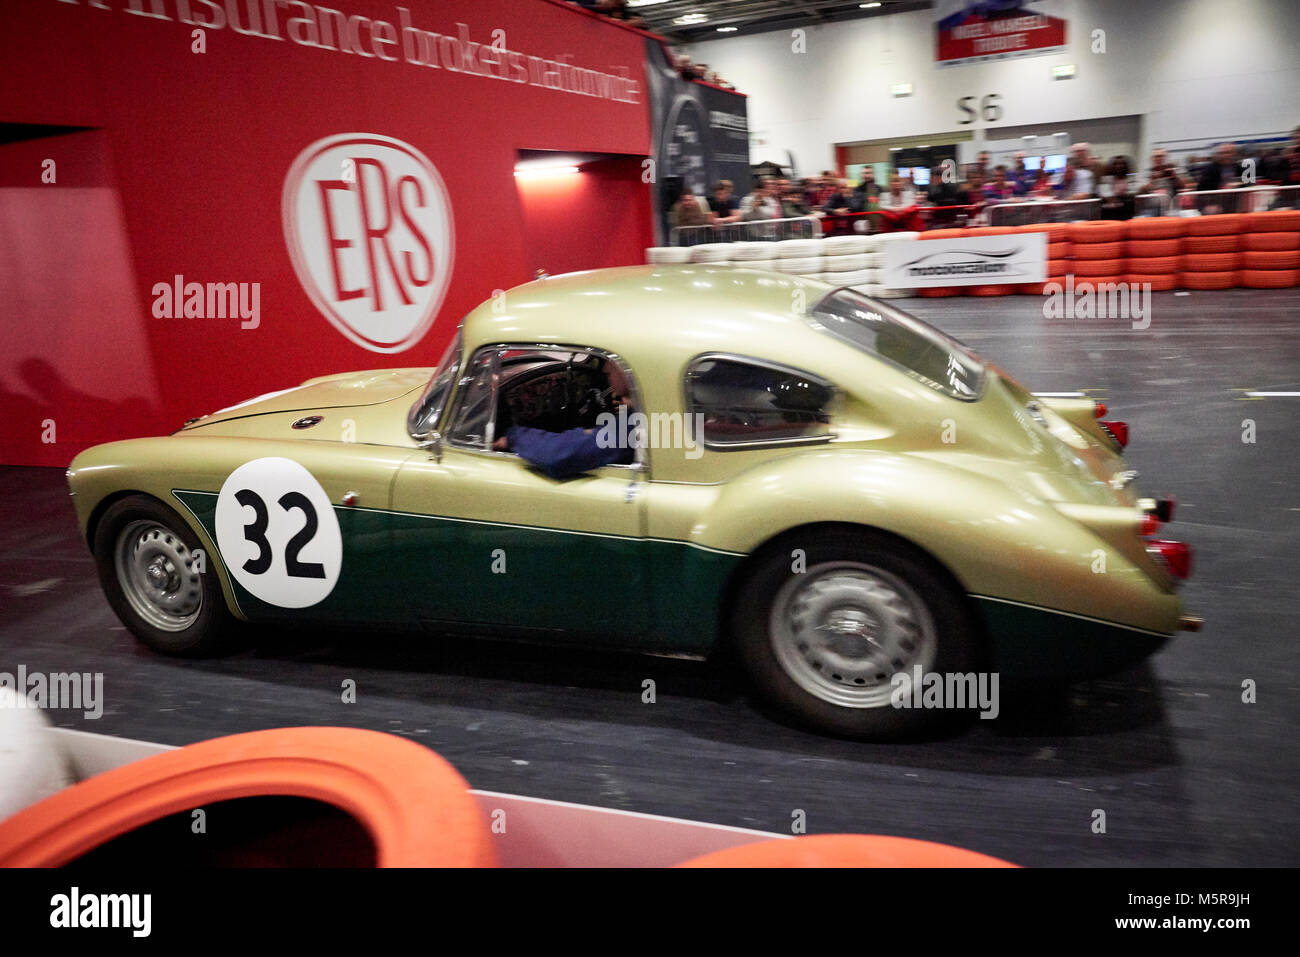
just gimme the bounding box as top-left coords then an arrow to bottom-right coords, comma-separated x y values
627,0 -> 934,42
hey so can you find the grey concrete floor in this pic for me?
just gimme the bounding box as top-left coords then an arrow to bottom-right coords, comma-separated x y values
1,287 -> 1296,866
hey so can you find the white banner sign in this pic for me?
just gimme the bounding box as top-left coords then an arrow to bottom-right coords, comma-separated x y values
882,234 -> 1046,288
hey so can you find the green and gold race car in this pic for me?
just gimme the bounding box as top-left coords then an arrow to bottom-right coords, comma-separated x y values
67,265 -> 1198,738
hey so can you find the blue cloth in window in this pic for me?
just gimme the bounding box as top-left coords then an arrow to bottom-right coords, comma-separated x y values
506,426 -> 633,479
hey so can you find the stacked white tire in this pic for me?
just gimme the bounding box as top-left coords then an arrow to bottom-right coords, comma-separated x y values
690,243 -> 733,265
645,247 -> 692,265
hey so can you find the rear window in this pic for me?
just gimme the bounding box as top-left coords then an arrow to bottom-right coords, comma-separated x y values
807,290 -> 985,400
686,356 -> 834,447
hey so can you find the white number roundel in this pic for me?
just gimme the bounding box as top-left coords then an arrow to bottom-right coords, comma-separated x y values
214,458 -> 342,608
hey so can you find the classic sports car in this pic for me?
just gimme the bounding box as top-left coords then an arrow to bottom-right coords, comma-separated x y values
67,265 -> 1198,738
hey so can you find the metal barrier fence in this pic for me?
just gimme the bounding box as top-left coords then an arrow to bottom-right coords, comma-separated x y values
987,198 -> 1104,227
1134,184 -> 1300,218
671,216 -> 823,246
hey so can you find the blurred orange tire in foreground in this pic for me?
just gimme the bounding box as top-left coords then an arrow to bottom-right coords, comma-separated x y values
1126,273 -> 1181,291
969,284 -> 1015,295
1070,258 -> 1126,276
0,727 -> 496,868
1126,238 -> 1182,257
1070,221 -> 1126,243
1071,241 -> 1126,260
1127,255 -> 1182,274
1183,234 -> 1241,254
1244,210 -> 1300,231
920,286 -> 963,296
1183,252 -> 1242,272
1179,270 -> 1241,289
677,834 -> 1018,868
1242,249 -> 1300,269
1240,269 -> 1298,288
1127,217 -> 1185,239
1242,231 -> 1300,250
1185,213 -> 1246,235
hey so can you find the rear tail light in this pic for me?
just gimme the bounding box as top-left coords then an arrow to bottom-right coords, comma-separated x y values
1140,513 -> 1162,536
1093,401 -> 1107,418
1147,539 -> 1193,580
1100,420 -> 1128,448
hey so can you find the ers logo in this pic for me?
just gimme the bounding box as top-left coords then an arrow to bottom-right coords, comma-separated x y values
283,133 -> 454,353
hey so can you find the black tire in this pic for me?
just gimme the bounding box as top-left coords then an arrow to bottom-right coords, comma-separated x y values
92,495 -> 237,657
730,527 -> 978,739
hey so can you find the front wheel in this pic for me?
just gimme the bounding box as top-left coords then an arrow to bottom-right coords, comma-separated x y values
92,495 -> 237,657
730,528 -> 978,739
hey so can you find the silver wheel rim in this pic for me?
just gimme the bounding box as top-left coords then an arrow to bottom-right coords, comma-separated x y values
114,520 -> 203,632
769,561 -> 938,709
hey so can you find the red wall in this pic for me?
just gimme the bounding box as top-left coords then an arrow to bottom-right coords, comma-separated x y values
0,0 -> 653,466
518,156 -> 653,278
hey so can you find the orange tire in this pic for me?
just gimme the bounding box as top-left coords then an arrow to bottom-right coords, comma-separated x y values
1065,275 -> 1126,289
1127,255 -> 1183,274
1047,258 -> 1069,276
1242,231 -> 1300,251
968,284 -> 1014,295
1182,252 -> 1242,272
1071,241 -> 1126,260
1126,273 -> 1181,291
1017,282 -> 1050,294
922,228 -> 967,240
1242,249 -> 1300,269
0,727 -> 497,868
1240,268 -> 1298,288
1048,241 -> 1071,258
919,286 -> 963,296
1185,213 -> 1246,236
1179,270 -> 1240,289
1069,220 -> 1126,243
966,226 -> 1017,236
1126,238 -> 1182,257
1243,209 -> 1300,232
676,834 -> 1018,868
1127,217 -> 1186,239
1070,258 -> 1126,276
1018,222 -> 1071,243
1182,234 -> 1241,254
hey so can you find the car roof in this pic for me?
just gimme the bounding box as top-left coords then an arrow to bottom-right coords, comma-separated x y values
461,265 -> 844,371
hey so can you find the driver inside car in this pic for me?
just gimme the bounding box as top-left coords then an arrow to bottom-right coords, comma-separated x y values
491,361 -> 636,478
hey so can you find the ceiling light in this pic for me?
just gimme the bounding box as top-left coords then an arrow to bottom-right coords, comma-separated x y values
514,166 -> 579,178
627,1 -> 671,7
717,26 -> 738,32
860,2 -> 883,8
675,14 -> 708,25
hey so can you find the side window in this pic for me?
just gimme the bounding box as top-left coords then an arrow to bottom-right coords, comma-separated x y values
685,356 -> 834,447
446,349 -> 498,449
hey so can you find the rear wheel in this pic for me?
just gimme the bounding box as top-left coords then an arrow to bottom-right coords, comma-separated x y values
92,495 -> 236,656
731,528 -> 977,739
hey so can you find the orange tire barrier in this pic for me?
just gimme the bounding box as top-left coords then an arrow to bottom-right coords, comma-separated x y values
1069,220 -> 1126,242
1182,252 -> 1242,272
1243,209 -> 1300,231
1067,275 -> 1126,287
1126,273 -> 1181,291
1185,213 -> 1246,235
1071,241 -> 1126,260
1183,234 -> 1241,254
677,834 -> 1018,868
1240,268 -> 1298,288
1070,258 -> 1126,277
0,727 -> 497,868
1242,249 -> 1300,269
1180,270 -> 1240,289
966,226 -> 1017,236
1047,258 -> 1069,276
1127,255 -> 1183,274
1018,222 -> 1070,243
969,284 -> 1015,295
919,286 -> 963,296
1048,241 -> 1071,258
922,229 -> 966,240
1126,238 -> 1182,257
1017,282 -> 1051,294
1127,216 -> 1185,239
1242,231 -> 1300,250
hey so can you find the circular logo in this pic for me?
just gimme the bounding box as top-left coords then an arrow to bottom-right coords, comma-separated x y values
215,457 -> 343,608
283,133 -> 455,354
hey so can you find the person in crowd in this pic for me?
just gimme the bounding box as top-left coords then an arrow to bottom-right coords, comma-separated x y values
925,165 -> 967,207
1056,145 -> 1097,200
1198,142 -> 1244,190
1100,174 -> 1136,220
740,178 -> 782,221
983,165 -> 1014,202
1140,148 -> 1189,195
968,150 -> 992,182
1006,152 -> 1033,196
820,179 -> 854,214
669,191 -> 710,231
878,173 -> 916,211
708,180 -> 742,224
779,180 -> 811,217
852,169 -> 882,210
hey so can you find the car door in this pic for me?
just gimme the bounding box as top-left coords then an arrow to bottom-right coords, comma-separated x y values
391,344 -> 650,638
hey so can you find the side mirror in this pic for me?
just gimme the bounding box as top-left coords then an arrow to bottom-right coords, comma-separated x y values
413,430 -> 443,462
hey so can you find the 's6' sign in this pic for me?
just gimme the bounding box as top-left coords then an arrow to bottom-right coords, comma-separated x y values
215,458 -> 343,608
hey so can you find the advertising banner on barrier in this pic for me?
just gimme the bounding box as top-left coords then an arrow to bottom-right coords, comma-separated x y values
935,1 -> 1068,67
881,234 -> 1046,287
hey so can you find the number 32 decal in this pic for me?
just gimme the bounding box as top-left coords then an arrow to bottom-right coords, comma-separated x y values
215,458 -> 342,608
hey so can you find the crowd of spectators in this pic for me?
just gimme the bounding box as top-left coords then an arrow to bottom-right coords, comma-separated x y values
669,127 -> 1300,236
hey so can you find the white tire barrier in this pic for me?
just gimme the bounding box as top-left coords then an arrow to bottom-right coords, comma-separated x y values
821,235 -> 871,256
774,256 -> 824,275
729,242 -> 779,262
646,247 -> 692,264
690,243 -> 734,263
776,238 -> 822,258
